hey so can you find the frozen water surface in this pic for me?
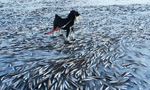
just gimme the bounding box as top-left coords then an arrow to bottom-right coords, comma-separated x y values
0,0 -> 150,90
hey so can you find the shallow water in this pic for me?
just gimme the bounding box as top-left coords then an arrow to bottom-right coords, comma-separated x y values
0,1 -> 150,90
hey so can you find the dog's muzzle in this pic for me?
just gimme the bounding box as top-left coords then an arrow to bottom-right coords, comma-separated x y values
75,16 -> 81,23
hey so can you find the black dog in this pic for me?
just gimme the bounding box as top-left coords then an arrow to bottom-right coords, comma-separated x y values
53,10 -> 81,43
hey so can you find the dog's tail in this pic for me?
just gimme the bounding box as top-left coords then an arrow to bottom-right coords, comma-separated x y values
54,14 -> 62,22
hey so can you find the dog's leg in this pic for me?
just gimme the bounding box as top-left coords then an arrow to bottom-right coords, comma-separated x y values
71,27 -> 75,41
59,30 -> 63,36
64,29 -> 72,44
72,32 -> 75,40
53,32 -> 56,37
66,29 -> 70,41
52,24 -> 57,38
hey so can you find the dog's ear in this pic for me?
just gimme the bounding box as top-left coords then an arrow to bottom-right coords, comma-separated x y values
71,10 -> 80,16
70,10 -> 75,13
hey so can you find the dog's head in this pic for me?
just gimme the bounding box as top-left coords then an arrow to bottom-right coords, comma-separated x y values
68,10 -> 81,23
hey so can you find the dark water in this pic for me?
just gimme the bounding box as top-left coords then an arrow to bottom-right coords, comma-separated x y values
1,1 -> 150,90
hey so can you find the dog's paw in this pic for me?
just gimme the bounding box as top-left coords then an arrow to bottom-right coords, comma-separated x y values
70,37 -> 75,41
51,36 -> 56,38
59,34 -> 63,36
64,41 -> 72,44
71,38 -> 75,41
